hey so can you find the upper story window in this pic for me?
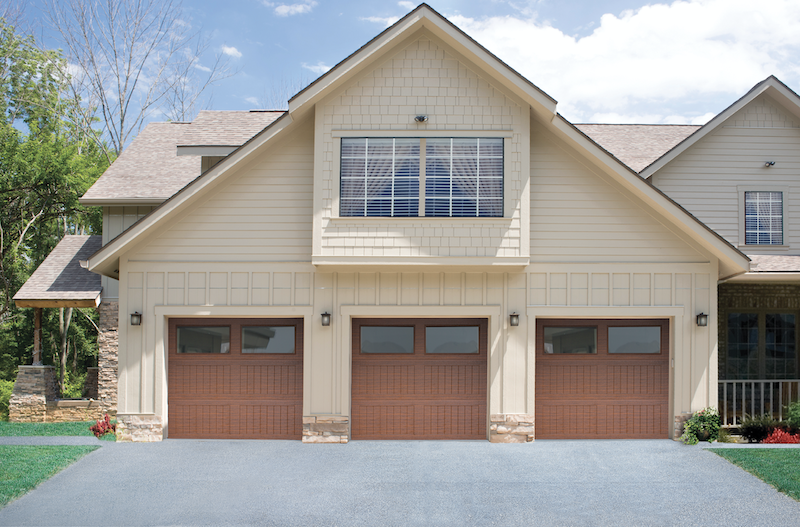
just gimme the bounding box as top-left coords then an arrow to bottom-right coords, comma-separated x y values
745,191 -> 783,245
340,137 -> 503,218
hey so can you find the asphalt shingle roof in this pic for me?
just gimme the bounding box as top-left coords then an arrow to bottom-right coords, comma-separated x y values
576,124 -> 701,173
749,254 -> 800,272
13,235 -> 102,304
81,122 -> 200,203
177,110 -> 284,147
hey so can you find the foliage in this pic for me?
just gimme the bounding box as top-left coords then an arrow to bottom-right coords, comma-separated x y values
786,401 -> 800,430
88,414 -> 115,439
716,427 -> 736,443
61,370 -> 86,399
739,414 -> 778,443
713,449 -> 800,502
0,378 -> 13,420
762,428 -> 800,444
0,445 -> 98,507
680,407 -> 721,445
0,420 -> 97,436
0,19 -> 106,384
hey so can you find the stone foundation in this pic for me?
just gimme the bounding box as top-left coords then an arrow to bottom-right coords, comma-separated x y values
46,400 -> 105,422
116,414 -> 163,442
489,414 -> 535,443
98,301 -> 119,415
674,412 -> 693,440
9,366 -> 58,422
302,416 -> 349,443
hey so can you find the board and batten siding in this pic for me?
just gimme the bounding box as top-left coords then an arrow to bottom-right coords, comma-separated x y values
530,118 -> 707,263
102,206 -> 155,300
131,117 -> 314,262
651,93 -> 800,253
316,32 -> 529,260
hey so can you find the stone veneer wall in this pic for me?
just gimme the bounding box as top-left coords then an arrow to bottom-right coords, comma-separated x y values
83,367 -> 99,399
8,366 -> 58,422
97,301 -> 118,415
116,414 -> 163,442
45,400 -> 105,421
490,414 -> 535,442
302,416 -> 349,443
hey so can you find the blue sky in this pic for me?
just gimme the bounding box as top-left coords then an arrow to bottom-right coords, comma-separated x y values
23,0 -> 800,125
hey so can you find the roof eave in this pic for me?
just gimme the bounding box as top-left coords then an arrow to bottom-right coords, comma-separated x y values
79,197 -> 168,206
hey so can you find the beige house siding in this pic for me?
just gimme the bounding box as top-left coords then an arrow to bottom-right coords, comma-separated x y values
132,118 -> 314,263
315,32 -> 529,261
530,118 -> 707,263
102,206 -> 154,300
651,93 -> 800,252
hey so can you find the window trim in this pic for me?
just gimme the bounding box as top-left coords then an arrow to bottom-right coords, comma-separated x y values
332,131 -> 512,220
737,186 -> 789,249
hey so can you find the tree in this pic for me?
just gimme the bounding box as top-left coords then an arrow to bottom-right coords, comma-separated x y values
0,19 -> 106,390
45,0 -> 231,161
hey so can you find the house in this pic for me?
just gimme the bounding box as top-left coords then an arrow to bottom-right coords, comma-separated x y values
17,4 -> 799,442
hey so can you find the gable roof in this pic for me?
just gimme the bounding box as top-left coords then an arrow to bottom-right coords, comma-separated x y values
86,3 -> 749,281
576,124 -> 700,173
14,235 -> 102,308
641,76 -> 800,178
80,122 -> 200,205
177,110 -> 284,155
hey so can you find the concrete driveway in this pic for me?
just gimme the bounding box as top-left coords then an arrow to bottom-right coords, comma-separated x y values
0,439 -> 798,526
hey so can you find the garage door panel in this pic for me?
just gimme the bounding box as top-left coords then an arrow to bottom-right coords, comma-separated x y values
535,319 -> 669,439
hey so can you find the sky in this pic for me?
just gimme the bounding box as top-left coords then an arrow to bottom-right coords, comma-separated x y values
20,0 -> 800,125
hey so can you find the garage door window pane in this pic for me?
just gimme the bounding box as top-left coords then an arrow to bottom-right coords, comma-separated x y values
242,326 -> 295,354
361,326 -> 414,353
544,327 -> 597,354
426,326 -> 479,354
177,327 -> 230,354
608,327 -> 661,354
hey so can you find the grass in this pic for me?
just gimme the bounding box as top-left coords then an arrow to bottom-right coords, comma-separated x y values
0,445 -> 98,507
712,449 -> 800,501
0,420 -> 116,440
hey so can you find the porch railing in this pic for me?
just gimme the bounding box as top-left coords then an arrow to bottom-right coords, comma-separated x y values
718,380 -> 800,426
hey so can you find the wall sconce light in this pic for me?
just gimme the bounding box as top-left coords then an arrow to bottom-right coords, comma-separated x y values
765,161 -> 776,167
130,312 -> 142,326
414,115 -> 428,123
509,312 -> 520,327
696,313 -> 708,327
321,312 -> 331,327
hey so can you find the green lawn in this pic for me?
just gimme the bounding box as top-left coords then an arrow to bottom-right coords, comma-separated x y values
0,445 -> 98,507
712,449 -> 800,501
0,421 -> 115,440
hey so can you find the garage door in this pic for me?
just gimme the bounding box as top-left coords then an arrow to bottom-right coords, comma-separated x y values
168,318 -> 303,439
535,319 -> 669,439
351,318 -> 487,440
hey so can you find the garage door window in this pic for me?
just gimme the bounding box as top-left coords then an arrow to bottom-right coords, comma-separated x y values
242,326 -> 296,354
426,326 -> 479,354
361,326 -> 415,353
543,327 -> 597,354
608,326 -> 661,354
177,327 -> 230,354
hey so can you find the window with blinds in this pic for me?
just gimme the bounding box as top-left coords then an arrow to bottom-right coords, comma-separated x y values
340,137 -> 503,217
745,191 -> 783,245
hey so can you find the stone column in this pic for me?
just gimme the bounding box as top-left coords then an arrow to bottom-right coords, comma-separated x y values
97,301 -> 118,416
9,366 -> 58,422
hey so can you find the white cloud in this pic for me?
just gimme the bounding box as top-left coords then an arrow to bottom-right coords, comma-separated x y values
448,0 -> 800,123
221,45 -> 242,58
398,1 -> 416,9
245,96 -> 260,105
263,1 -> 318,17
302,61 -> 332,75
194,63 -> 212,73
362,16 -> 400,27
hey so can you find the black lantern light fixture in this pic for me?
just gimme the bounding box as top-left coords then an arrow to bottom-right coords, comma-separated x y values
509,312 -> 520,327
696,313 -> 708,327
130,311 -> 142,326
321,312 -> 331,327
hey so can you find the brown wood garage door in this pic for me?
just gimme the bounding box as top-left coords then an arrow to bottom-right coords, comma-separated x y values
168,318 -> 303,439
535,319 -> 669,439
351,318 -> 487,440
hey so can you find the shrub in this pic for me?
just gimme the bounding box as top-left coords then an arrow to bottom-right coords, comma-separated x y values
716,428 -> 736,443
0,379 -> 14,421
89,414 -> 116,438
786,401 -> 800,430
762,428 -> 800,444
739,414 -> 778,443
680,407 -> 721,445
61,371 -> 86,399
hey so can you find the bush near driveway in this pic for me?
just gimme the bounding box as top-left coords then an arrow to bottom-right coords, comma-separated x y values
712,449 -> 800,502
0,445 -> 98,507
